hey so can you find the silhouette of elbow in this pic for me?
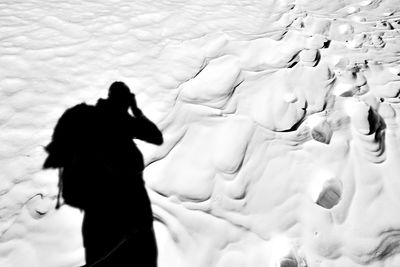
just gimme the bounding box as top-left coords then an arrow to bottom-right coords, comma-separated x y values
156,136 -> 163,145
152,133 -> 163,145
145,123 -> 163,145
133,115 -> 164,145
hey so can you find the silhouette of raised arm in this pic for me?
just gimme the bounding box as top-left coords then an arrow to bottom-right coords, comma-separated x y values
128,95 -> 163,145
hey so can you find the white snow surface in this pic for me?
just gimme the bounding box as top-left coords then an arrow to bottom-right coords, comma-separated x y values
1,0 -> 400,266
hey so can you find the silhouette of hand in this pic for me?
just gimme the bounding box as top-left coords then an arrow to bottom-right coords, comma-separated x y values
130,94 -> 143,117
130,93 -> 138,109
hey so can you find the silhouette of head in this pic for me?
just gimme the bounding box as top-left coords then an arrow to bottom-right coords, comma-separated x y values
108,81 -> 132,110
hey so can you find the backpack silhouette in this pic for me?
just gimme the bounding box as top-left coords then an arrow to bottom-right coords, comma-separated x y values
43,103 -> 98,209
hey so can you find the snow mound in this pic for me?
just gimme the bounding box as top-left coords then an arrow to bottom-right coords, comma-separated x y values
1,0 -> 400,266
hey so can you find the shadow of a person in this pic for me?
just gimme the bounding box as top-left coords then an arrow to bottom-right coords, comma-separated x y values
44,81 -> 163,267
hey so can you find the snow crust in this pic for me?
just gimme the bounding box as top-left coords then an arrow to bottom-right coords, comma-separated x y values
1,0 -> 400,266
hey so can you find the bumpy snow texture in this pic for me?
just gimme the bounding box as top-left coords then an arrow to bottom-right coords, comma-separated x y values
1,0 -> 400,266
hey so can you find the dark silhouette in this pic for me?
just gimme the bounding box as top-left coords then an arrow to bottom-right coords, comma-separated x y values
44,81 -> 163,266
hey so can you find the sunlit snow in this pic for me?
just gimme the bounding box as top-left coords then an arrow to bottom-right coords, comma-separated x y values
1,0 -> 400,266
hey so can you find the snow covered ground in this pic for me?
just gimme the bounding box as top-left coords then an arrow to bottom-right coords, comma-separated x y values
1,0 -> 400,266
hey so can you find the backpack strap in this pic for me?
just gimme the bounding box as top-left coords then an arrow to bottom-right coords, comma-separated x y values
55,168 -> 64,209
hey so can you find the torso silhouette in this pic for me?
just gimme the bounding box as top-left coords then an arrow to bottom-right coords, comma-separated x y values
81,98 -> 162,266
88,98 -> 153,222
